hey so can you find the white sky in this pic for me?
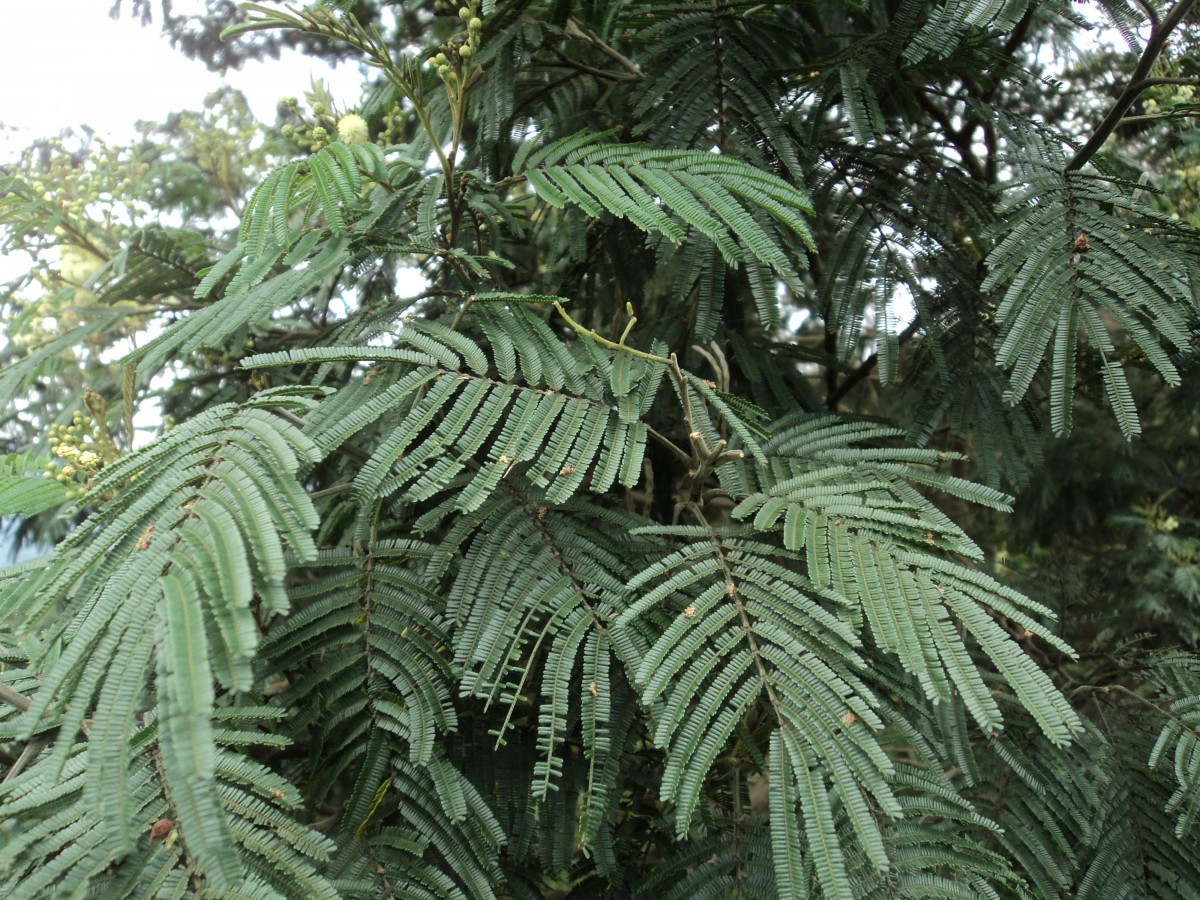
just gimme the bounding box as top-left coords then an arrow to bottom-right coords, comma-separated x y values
0,0 -> 365,158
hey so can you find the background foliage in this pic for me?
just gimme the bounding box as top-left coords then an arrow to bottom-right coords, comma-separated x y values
4,0 -> 1200,896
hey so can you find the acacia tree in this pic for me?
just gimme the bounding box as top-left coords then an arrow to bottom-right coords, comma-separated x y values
2,1 -> 1200,897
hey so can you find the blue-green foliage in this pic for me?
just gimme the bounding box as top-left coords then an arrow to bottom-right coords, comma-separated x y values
2,0 -> 1200,898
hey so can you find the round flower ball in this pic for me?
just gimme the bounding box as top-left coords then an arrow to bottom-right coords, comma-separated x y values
337,113 -> 370,146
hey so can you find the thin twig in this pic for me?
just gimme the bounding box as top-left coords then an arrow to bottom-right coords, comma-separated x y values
1119,109 -> 1200,125
3,738 -> 47,783
0,683 -> 91,783
0,683 -> 32,713
308,483 -> 354,500
826,315 -> 922,408
533,48 -> 641,83
553,302 -> 673,365
1131,0 -> 1161,31
1070,683 -> 1179,723
564,19 -> 642,78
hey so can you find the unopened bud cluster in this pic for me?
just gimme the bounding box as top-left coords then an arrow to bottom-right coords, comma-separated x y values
278,98 -> 370,151
43,411 -> 105,500
427,2 -> 484,89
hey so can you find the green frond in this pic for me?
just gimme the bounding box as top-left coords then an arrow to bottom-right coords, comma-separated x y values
515,134 -> 813,329
329,756 -> 506,900
434,487 -> 647,810
1143,652 -> 1200,841
722,412 -> 1081,746
983,125 -> 1200,437
622,2 -> 805,178
632,810 -> 777,900
0,716 -> 336,898
905,0 -> 1033,64
618,529 -> 895,897
0,454 -> 66,516
95,226 -> 212,306
0,393 -> 320,875
261,540 -> 454,780
8,2 -> 1200,896
251,306 -> 662,511
127,234 -> 352,376
907,328 -> 1046,490
236,141 -> 372,268
839,64 -> 885,145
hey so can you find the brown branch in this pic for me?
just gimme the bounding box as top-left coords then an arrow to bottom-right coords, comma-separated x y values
308,483 -> 354,500
823,324 -> 839,399
826,315 -> 922,409
3,738 -> 48,784
1119,109 -> 1200,125
0,683 -> 32,713
909,86 -> 987,182
0,682 -> 40,782
564,19 -> 642,79
532,48 -> 641,83
0,683 -> 92,783
1066,0 -> 1200,172
1135,77 -> 1200,89
1000,5 -> 1037,58
1131,0 -> 1161,31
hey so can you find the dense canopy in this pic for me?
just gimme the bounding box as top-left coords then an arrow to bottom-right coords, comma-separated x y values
3,1 -> 1200,897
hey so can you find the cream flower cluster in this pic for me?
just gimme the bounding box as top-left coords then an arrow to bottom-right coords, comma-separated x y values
337,113 -> 370,146
43,411 -> 105,500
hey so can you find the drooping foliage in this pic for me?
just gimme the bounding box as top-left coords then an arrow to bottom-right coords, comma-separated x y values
2,0 -> 1200,897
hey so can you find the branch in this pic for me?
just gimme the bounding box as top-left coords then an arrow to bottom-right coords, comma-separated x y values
1132,0 -> 1161,31
1119,109 -> 1200,125
308,483 -> 353,500
3,738 -> 47,784
1000,4 -> 1037,58
0,683 -> 92,783
910,88 -> 987,182
564,19 -> 642,78
533,46 -> 641,82
1134,77 -> 1200,89
0,683 -> 31,713
1066,0 -> 1200,172
826,315 -> 922,409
